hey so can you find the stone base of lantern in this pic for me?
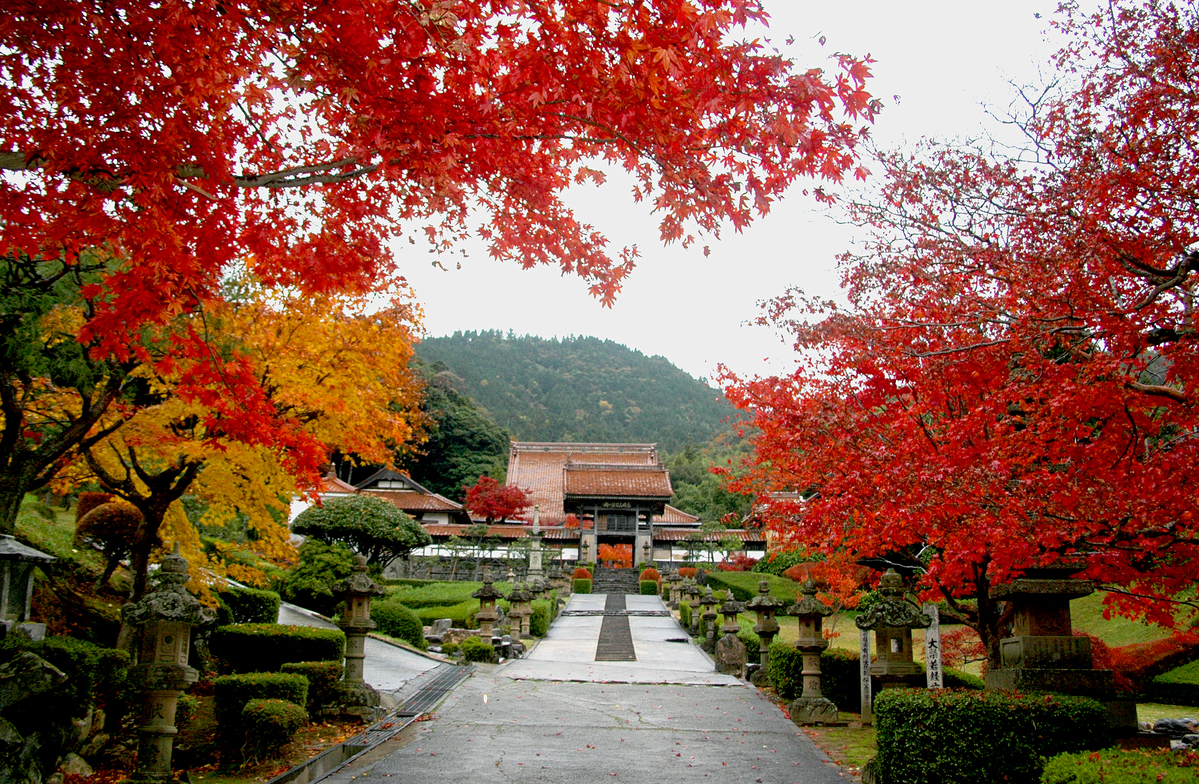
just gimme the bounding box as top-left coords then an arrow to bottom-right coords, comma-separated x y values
336,681 -> 384,723
0,620 -> 46,641
789,696 -> 839,725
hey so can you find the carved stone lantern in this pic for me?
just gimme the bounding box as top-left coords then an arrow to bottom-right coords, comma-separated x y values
666,570 -> 682,610
506,582 -> 531,640
473,576 -> 504,640
786,581 -> 838,724
700,587 -> 720,652
0,535 -> 56,641
122,548 -> 214,784
334,554 -> 386,716
747,579 -> 786,673
855,569 -> 931,690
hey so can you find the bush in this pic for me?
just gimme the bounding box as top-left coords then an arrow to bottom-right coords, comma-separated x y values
1041,747 -> 1198,784
680,600 -> 692,629
213,672 -> 309,738
704,571 -> 797,602
291,494 -> 431,566
572,567 -> 592,579
678,567 -> 697,579
2,635 -> 135,719
176,693 -> 199,729
387,581 -> 484,609
278,538 -> 357,616
441,642 -> 460,656
241,698 -> 308,759
639,580 -> 659,595
1143,659 -> 1199,706
74,491 -> 114,522
371,600 -> 427,649
280,661 -> 342,712
414,601 -> 478,628
217,586 -> 282,625
874,689 -> 1111,784
74,500 -> 146,586
530,599 -> 552,637
461,636 -> 496,663
751,548 -> 817,576
208,624 -> 345,673
573,578 -> 592,594
639,567 -> 661,582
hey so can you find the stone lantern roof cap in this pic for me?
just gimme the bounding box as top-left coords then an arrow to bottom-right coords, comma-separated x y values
122,547 -> 214,627
473,580 -> 504,601
0,534 -> 56,564
746,580 -> 786,610
854,569 -> 931,630
333,555 -> 386,596
787,581 -> 832,618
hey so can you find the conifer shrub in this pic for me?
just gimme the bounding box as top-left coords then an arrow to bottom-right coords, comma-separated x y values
530,599 -> 551,637
874,688 -> 1110,784
208,624 -> 344,673
280,661 -> 342,712
277,538 -> 356,616
639,580 -> 659,595
241,698 -> 308,759
371,599 -> 427,649
572,578 -> 592,594
461,636 -> 496,663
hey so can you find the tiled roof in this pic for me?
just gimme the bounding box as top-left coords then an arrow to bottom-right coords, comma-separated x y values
507,442 -> 665,524
362,489 -> 462,512
563,462 -> 672,499
318,474 -> 358,494
659,504 -> 700,525
653,527 -> 767,543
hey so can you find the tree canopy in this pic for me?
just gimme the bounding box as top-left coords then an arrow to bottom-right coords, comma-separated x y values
291,494 -> 431,566
722,0 -> 1199,665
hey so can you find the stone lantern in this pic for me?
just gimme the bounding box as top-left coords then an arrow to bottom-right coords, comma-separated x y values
506,582 -> 531,640
0,535 -> 56,641
122,548 -> 214,784
786,581 -> 838,724
473,576 -> 503,640
700,587 -> 720,652
747,579 -> 786,674
334,554 -> 386,717
715,597 -> 748,678
855,569 -> 931,690
666,570 -> 682,610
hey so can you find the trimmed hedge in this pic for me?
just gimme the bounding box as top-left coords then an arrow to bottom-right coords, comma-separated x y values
875,689 -> 1110,784
371,599 -> 427,649
213,672 -> 309,737
1041,747 -> 1198,784
387,581 -> 487,609
280,661 -> 342,712
680,600 -> 692,629
530,600 -> 551,637
639,567 -> 661,582
1143,659 -> 1199,707
703,571 -> 798,602
572,567 -> 593,579
461,636 -> 496,663
209,624 -> 345,673
639,580 -> 659,595
766,642 -> 982,707
2,635 -> 135,720
573,578 -> 592,594
414,600 -> 477,628
241,698 -> 308,759
217,586 -> 282,625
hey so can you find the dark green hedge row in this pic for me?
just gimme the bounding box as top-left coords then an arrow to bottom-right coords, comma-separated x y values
573,578 -> 592,594
213,672 -> 309,737
875,689 -> 1110,784
765,642 -> 983,709
639,580 -> 659,595
680,600 -> 692,630
1041,747 -> 1198,784
279,661 -> 342,713
216,586 -> 281,625
208,623 -> 344,673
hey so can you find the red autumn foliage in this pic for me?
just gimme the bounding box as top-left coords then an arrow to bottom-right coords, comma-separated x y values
639,567 -> 662,582
716,552 -> 759,571
597,543 -> 633,569
1107,635 -> 1199,688
572,567 -> 593,580
939,627 -> 988,671
678,567 -> 698,579
722,1 -> 1199,668
462,476 -> 531,524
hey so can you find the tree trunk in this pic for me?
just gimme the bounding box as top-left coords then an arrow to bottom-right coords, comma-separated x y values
0,479 -> 27,536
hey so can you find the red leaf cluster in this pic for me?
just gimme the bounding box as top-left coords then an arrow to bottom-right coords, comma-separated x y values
462,476 -> 530,524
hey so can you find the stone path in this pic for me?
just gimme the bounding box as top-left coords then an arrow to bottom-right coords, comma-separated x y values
320,594 -> 850,784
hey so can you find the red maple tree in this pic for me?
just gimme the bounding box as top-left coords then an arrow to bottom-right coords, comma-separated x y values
0,1 -> 875,531
463,475 -> 531,524
722,0 -> 1199,667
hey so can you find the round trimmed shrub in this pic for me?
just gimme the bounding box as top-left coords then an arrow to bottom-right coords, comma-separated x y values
213,672 -> 309,742
572,578 -> 592,594
280,661 -> 342,712
371,600 -> 427,649
241,698 -> 308,759
572,566 -> 592,579
461,636 -> 496,663
74,491 -> 114,522
217,586 -> 282,625
638,567 -> 661,582
639,580 -> 659,595
530,600 -> 551,637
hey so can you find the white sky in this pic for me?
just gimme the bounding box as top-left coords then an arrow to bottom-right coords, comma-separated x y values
396,1 -> 1067,383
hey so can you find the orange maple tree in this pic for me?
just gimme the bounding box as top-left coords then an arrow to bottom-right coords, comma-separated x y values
1,1 -> 875,516
722,1 -> 1199,666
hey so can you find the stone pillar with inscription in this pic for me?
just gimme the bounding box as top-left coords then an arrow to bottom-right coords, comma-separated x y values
528,506 -> 544,580
923,603 -> 943,689
986,562 -> 1135,731
122,548 -> 214,784
786,581 -> 838,724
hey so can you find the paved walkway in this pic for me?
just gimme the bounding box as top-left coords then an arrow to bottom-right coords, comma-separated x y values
322,594 -> 849,784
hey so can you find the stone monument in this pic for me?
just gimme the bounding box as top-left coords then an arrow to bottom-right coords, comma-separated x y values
334,554 -> 386,719
787,581 -> 838,724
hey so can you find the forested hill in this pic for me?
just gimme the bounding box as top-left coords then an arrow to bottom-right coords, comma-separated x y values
414,331 -> 737,451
